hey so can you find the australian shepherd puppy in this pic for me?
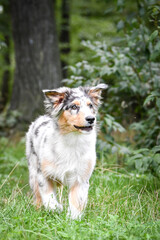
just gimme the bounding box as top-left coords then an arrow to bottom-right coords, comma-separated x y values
26,84 -> 107,219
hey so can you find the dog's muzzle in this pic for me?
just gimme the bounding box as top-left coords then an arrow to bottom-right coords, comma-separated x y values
74,116 -> 95,132
74,125 -> 93,132
85,116 -> 95,124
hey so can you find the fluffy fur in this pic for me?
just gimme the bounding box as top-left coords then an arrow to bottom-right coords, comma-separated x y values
26,84 -> 107,219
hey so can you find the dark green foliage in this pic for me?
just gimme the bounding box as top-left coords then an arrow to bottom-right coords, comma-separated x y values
127,147 -> 160,177
65,0 -> 160,124
62,0 -> 160,177
0,0 -> 12,110
131,91 -> 160,148
0,110 -> 22,137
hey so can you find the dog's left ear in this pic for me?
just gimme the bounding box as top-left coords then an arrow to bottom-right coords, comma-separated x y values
88,83 -> 108,105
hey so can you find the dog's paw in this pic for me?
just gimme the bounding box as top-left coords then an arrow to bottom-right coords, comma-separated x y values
44,200 -> 63,213
55,203 -> 63,213
67,206 -> 82,220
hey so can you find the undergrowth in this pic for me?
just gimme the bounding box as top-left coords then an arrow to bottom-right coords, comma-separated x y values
0,138 -> 160,239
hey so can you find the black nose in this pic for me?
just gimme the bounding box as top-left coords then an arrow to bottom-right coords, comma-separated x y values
85,116 -> 95,124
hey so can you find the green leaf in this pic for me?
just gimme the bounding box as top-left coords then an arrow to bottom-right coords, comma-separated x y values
149,30 -> 158,42
153,154 -> 160,164
156,98 -> 160,109
152,146 -> 160,154
143,92 -> 158,106
117,20 -> 124,31
135,159 -> 143,170
134,148 -> 150,154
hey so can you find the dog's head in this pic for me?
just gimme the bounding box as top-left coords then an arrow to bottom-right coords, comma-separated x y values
43,84 -> 107,134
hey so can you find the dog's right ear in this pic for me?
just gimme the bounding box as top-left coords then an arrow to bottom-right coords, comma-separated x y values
43,87 -> 69,109
88,83 -> 108,106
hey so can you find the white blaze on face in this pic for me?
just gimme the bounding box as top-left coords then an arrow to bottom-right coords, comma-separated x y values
58,97 -> 96,134
43,84 -> 108,134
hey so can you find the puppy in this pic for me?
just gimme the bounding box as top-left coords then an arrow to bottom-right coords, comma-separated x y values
26,84 -> 107,219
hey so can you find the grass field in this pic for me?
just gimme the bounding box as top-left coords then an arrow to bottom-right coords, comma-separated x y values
0,137 -> 160,239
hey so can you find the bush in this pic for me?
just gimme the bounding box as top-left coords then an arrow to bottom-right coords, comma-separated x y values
63,0 -> 160,177
127,146 -> 160,177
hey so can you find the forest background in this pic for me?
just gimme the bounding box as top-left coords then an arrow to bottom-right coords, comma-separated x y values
0,0 -> 160,239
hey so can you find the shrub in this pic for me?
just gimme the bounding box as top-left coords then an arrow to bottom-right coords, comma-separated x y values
63,0 -> 160,176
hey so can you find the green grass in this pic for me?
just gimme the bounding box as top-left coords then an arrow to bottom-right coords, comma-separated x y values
0,137 -> 160,239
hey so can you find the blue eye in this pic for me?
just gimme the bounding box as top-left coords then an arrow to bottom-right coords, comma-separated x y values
89,103 -> 93,109
71,105 -> 78,110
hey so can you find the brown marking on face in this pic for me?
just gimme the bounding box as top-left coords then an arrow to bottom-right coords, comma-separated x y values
86,100 -> 95,111
70,183 -> 84,211
34,180 -> 42,208
41,160 -> 56,176
58,110 -> 86,134
87,100 -> 92,106
72,100 -> 80,106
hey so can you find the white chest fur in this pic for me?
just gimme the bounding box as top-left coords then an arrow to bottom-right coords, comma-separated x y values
39,129 -> 97,187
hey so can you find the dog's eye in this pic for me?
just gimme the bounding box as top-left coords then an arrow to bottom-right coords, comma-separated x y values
71,105 -> 78,110
89,103 -> 93,109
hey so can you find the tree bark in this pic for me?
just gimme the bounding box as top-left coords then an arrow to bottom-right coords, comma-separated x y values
60,0 -> 70,78
0,36 -> 10,112
0,1 -> 11,112
10,0 -> 62,122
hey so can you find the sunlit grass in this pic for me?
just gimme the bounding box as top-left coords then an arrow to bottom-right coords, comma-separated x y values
0,138 -> 160,239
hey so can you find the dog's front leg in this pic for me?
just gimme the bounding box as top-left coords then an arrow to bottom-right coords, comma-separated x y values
68,181 -> 89,219
38,175 -> 63,212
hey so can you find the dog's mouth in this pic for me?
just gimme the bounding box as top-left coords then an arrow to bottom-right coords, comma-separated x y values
74,125 -> 93,132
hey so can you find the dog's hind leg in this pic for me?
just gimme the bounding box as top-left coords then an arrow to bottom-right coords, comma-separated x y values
26,127 -> 42,207
68,181 -> 89,219
28,153 -> 42,208
37,174 -> 63,212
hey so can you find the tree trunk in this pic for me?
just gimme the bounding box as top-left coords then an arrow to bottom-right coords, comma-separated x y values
60,0 -> 70,78
0,36 -> 10,112
0,1 -> 11,112
10,0 -> 62,122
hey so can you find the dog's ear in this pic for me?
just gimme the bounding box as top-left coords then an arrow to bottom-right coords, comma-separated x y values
42,87 -> 69,115
88,83 -> 108,106
43,89 -> 66,108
